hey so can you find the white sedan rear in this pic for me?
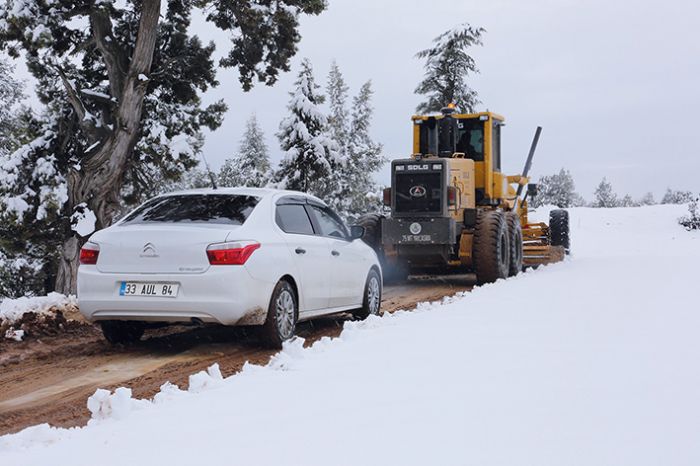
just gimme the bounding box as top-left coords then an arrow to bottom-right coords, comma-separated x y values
77,188 -> 382,346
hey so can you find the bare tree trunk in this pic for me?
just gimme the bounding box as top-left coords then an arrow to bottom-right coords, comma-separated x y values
55,0 -> 161,295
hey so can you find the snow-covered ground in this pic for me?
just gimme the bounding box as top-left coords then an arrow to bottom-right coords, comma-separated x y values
1,205 -> 699,465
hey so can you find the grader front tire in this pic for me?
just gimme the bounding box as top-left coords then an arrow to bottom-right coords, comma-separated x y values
549,209 -> 570,254
473,211 -> 510,285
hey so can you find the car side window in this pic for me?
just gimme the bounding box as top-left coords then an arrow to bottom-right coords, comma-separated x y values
309,206 -> 348,240
276,204 -> 315,235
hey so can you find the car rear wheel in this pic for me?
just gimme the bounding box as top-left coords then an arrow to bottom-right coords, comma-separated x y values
354,269 -> 382,320
100,321 -> 145,345
261,280 -> 297,348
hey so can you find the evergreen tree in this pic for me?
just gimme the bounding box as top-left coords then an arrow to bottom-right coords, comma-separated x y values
0,60 -> 23,154
593,177 -> 619,208
531,168 -> 579,208
661,188 -> 694,204
340,80 -> 386,217
0,65 -> 60,297
219,115 -> 271,187
639,192 -> 656,206
326,60 -> 350,159
415,23 -> 485,114
275,58 -> 340,199
620,194 -> 637,207
0,0 -> 327,293
679,195 -> 700,230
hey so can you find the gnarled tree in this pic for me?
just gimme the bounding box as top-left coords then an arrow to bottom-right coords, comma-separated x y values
0,0 -> 327,294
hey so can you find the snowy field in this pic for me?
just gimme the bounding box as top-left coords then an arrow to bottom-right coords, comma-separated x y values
1,205 -> 699,465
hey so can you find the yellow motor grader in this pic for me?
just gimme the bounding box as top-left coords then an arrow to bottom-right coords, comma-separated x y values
358,106 -> 569,284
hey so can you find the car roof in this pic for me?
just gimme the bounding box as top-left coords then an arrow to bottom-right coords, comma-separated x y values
162,187 -> 326,205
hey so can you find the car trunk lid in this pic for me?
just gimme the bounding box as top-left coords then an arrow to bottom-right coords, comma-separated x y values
95,224 -> 237,274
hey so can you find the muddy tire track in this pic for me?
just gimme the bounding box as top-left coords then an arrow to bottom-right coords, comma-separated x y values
0,275 -> 474,435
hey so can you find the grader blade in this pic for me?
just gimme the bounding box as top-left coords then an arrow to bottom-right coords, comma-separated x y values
522,222 -> 566,267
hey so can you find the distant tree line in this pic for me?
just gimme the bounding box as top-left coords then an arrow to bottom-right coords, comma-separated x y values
530,169 -> 696,209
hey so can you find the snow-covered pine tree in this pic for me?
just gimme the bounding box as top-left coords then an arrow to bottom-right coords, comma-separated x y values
219,114 -> 271,188
0,60 -> 23,154
0,63 -> 60,297
339,80 -> 386,217
0,0 -> 327,294
679,195 -> 700,230
531,168 -> 579,208
639,192 -> 656,205
661,188 -> 694,204
620,194 -> 637,207
593,177 -> 619,208
326,60 -> 350,160
275,58 -> 340,200
415,23 -> 485,114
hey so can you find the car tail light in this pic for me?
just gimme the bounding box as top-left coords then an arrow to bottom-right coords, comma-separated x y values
383,187 -> 392,206
206,241 -> 260,265
447,186 -> 458,207
80,242 -> 100,265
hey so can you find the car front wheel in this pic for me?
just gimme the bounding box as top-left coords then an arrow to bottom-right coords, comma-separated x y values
261,280 -> 297,348
354,269 -> 382,320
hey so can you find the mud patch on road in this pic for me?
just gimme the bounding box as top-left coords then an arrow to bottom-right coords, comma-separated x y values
0,275 -> 474,436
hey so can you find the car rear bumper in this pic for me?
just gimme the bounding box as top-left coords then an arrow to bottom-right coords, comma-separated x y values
77,266 -> 273,326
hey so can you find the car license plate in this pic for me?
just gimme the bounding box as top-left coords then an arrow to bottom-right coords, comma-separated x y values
119,282 -> 179,298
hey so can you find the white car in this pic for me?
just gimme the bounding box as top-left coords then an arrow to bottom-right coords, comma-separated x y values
77,188 -> 382,347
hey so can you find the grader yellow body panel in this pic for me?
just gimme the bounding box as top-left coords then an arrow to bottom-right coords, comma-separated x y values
360,106 -> 569,284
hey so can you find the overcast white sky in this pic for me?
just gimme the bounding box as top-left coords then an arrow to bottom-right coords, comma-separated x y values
9,0 -> 700,200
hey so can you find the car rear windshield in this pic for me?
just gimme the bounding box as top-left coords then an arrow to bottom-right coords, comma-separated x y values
120,195 -> 260,226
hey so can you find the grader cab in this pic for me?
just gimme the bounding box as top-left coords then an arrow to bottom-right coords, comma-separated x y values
358,106 -> 569,284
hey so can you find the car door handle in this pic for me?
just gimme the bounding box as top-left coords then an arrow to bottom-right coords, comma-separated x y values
295,247 -> 306,255
331,250 -> 340,256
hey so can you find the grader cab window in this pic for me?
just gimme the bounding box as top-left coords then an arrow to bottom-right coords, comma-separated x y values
456,120 -> 484,161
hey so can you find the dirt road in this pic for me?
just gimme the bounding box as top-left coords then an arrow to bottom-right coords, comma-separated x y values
0,276 -> 474,435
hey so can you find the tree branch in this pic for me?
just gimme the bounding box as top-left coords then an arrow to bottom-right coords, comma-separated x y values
89,9 -> 129,99
54,66 -> 86,122
117,0 -> 161,131
54,66 -> 109,142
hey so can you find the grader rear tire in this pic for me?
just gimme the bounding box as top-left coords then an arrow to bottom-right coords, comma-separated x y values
549,209 -> 570,254
473,210 -> 510,285
356,213 -> 383,251
506,212 -> 523,276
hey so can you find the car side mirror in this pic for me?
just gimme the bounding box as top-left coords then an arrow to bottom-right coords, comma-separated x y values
349,225 -> 365,241
527,183 -> 538,198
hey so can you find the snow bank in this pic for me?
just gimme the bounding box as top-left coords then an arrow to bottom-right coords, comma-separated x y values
0,292 -> 78,341
0,292 -> 76,326
2,205 -> 700,466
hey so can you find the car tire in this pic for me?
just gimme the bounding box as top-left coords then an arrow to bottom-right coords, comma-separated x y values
506,211 -> 523,276
100,321 -> 145,345
354,269 -> 383,320
261,280 -> 298,349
